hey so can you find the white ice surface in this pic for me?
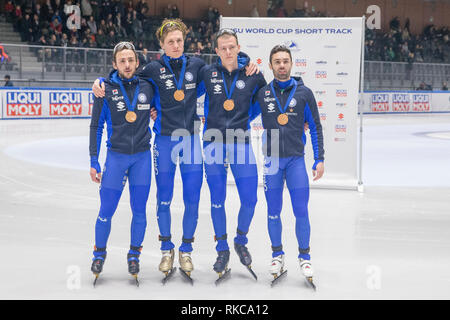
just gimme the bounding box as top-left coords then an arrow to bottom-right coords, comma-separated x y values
0,114 -> 449,300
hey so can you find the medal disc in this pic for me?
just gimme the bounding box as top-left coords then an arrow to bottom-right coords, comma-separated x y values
277,113 -> 288,125
125,111 -> 137,123
174,90 -> 185,101
223,99 -> 235,111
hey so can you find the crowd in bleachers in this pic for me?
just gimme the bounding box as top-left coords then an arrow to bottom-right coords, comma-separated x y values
2,0 -> 449,65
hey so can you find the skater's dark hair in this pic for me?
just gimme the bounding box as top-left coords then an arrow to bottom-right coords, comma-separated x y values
269,45 -> 292,64
214,28 -> 239,48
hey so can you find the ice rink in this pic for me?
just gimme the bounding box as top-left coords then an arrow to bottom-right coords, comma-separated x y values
0,113 -> 449,300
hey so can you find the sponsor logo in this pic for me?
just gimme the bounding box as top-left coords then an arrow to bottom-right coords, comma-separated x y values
265,90 -> 271,96
212,71 -> 217,77
335,124 -> 347,133
267,103 -> 276,112
137,104 -> 150,110
315,60 -> 327,64
334,137 -> 346,142
317,101 -> 324,108
165,79 -> 175,90
89,92 -> 94,115
315,71 -> 327,79
295,59 -> 307,67
160,73 -> 174,80
412,94 -> 431,112
337,113 -> 345,120
116,101 -> 126,112
213,84 -> 222,94
320,112 -> 327,121
49,92 -> 82,116
336,89 -> 348,97
210,78 -> 223,84
6,92 -> 42,117
315,90 -> 326,96
336,102 -> 347,107
392,93 -> 410,112
283,40 -> 300,52
371,94 -> 389,112
336,72 -> 349,77
256,58 -> 262,64
185,83 -> 196,90
111,95 -> 124,101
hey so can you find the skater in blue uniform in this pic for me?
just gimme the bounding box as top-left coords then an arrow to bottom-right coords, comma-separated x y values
89,42 -> 154,284
199,29 -> 266,280
252,45 -> 324,286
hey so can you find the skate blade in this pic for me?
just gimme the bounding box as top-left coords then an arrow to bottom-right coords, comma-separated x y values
92,273 -> 100,287
130,274 -> 139,287
161,267 -> 176,285
270,269 -> 287,287
246,265 -> 258,281
305,277 -> 316,291
179,269 -> 194,285
214,268 -> 231,286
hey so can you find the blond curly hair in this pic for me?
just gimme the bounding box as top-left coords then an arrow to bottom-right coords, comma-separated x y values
156,18 -> 188,43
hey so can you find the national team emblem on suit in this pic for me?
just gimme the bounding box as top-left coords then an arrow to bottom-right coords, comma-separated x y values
138,93 -> 147,103
160,67 -> 166,73
112,89 -> 118,95
185,72 -> 194,82
289,98 -> 297,107
265,90 -> 271,96
236,80 -> 245,89
212,71 -> 217,77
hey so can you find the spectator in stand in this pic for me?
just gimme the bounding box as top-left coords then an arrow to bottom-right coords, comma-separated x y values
442,81 -> 448,91
81,0 -> 93,18
4,0 -> 15,23
4,75 -> 14,87
87,15 -> 97,34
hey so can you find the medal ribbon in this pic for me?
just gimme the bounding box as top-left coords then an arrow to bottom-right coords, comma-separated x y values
163,55 -> 187,91
221,71 -> 240,100
118,79 -> 140,112
270,79 -> 297,114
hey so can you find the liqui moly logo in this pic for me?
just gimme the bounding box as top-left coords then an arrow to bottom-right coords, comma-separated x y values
371,94 -> 389,112
315,71 -> 327,79
412,94 -> 431,112
89,93 -> 94,115
336,89 -> 347,97
295,59 -> 307,67
49,92 -> 82,116
6,92 -> 42,116
392,93 -> 410,112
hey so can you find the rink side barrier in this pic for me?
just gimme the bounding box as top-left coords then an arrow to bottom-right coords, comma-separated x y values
361,91 -> 450,114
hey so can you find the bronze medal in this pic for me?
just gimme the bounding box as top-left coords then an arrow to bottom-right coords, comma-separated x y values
125,111 -> 137,123
223,99 -> 235,111
277,113 -> 288,125
174,90 -> 185,101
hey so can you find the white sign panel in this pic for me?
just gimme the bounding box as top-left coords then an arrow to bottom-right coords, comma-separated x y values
221,17 -> 364,189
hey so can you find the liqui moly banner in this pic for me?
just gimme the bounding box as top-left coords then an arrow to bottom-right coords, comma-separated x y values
360,91 -> 450,113
221,17 -> 364,189
1,88 -> 93,119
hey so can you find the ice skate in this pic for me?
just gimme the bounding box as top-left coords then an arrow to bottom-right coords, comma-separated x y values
213,250 -> 231,285
91,248 -> 106,287
234,242 -> 257,280
127,253 -> 140,287
300,258 -> 316,290
179,251 -> 194,285
299,258 -> 316,290
159,249 -> 176,284
270,255 -> 287,287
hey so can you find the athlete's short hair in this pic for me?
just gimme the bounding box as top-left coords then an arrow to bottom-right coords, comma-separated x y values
269,45 -> 292,64
113,41 -> 138,62
214,28 -> 239,48
156,18 -> 188,43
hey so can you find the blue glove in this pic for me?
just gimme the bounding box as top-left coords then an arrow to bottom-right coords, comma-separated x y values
90,156 -> 101,173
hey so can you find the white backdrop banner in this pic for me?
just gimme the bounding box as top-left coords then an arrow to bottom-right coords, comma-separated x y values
220,17 -> 364,189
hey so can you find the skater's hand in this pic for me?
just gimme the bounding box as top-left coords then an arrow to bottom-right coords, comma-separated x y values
312,161 -> 324,181
304,122 -> 309,132
245,61 -> 260,76
150,107 -> 157,121
92,78 -> 106,98
90,167 -> 102,183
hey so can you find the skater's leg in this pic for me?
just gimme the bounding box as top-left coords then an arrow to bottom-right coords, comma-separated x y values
94,150 -> 128,252
127,150 -> 151,252
229,142 -> 258,246
179,135 -> 203,253
204,141 -> 228,252
263,157 -> 286,258
286,157 -> 311,260
154,135 -> 176,251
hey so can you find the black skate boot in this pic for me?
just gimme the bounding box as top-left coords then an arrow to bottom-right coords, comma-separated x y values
127,246 -> 142,286
234,242 -> 257,280
213,250 -> 231,285
91,247 -> 106,287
